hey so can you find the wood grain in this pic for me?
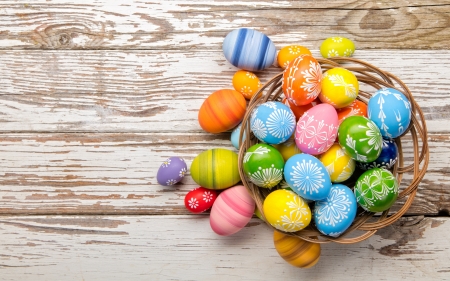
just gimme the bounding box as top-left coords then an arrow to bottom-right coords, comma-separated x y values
0,215 -> 449,280
0,1 -> 449,50
0,50 -> 448,133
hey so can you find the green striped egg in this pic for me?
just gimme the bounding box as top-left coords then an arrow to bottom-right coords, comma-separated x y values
190,148 -> 241,190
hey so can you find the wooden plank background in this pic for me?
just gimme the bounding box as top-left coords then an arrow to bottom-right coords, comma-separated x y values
0,1 -> 449,280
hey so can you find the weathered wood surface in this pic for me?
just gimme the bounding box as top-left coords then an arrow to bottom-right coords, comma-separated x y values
1,0 -> 450,50
0,215 -> 449,281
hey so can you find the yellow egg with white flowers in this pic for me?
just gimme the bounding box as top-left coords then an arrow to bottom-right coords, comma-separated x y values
263,189 -> 311,232
319,143 -> 355,183
319,67 -> 359,109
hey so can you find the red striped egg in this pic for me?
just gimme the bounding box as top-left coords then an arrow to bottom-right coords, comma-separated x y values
210,185 -> 255,236
198,89 -> 247,133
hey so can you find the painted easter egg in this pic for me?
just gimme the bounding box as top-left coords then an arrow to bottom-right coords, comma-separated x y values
198,89 -> 246,134
190,148 -> 240,190
277,45 -> 312,69
250,101 -> 296,144
184,187 -> 218,213
337,99 -> 368,124
320,67 -> 359,109
272,134 -> 302,162
223,28 -> 276,71
295,103 -> 338,155
243,143 -> 284,188
273,230 -> 321,268
282,55 -> 322,106
210,185 -> 255,236
320,37 -> 355,58
232,70 -> 261,100
368,88 -> 412,138
230,123 -> 246,150
354,168 -> 399,212
338,116 -> 382,163
283,97 -> 321,122
314,184 -> 357,237
319,143 -> 355,183
156,157 -> 187,186
358,138 -> 399,170
284,154 -> 332,201
263,189 -> 311,232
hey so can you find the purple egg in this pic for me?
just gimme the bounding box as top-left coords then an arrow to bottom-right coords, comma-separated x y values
157,157 -> 187,186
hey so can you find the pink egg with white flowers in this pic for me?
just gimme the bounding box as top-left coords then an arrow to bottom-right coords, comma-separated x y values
210,185 -> 255,236
295,103 -> 338,155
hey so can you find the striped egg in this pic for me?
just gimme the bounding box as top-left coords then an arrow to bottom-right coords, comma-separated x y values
198,89 -> 246,134
190,148 -> 240,190
222,28 -> 276,71
273,231 -> 321,268
210,185 -> 256,236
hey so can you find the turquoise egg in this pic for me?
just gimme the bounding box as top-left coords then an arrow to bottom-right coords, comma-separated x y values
231,123 -> 246,150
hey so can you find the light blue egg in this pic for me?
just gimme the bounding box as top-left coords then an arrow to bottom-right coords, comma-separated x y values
230,123 -> 246,150
222,28 -> 276,71
250,101 -> 295,144
368,88 -> 412,138
314,184 -> 357,237
283,154 -> 332,201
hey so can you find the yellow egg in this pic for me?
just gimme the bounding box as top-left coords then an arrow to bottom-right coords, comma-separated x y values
277,45 -> 312,69
232,70 -> 261,100
263,189 -> 311,232
273,230 -> 321,268
319,143 -> 355,182
272,135 -> 302,162
320,37 -> 355,58
320,67 -> 359,108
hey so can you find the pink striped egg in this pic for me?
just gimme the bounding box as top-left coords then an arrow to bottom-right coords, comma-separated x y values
210,185 -> 256,236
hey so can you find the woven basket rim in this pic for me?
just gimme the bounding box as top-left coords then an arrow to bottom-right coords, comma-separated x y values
237,57 -> 430,244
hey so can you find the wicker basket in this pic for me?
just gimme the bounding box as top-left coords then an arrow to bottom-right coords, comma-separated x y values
237,57 -> 429,244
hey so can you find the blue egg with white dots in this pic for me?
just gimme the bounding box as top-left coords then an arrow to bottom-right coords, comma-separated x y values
283,154 -> 332,201
230,123 -> 246,150
368,88 -> 412,138
358,138 -> 398,170
314,184 -> 357,237
223,28 -> 276,71
250,101 -> 296,144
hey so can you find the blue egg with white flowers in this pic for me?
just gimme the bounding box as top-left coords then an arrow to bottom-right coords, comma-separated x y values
314,184 -> 357,237
358,138 -> 398,170
368,88 -> 412,138
223,28 -> 276,71
250,101 -> 296,144
230,123 -> 246,150
284,153 -> 332,201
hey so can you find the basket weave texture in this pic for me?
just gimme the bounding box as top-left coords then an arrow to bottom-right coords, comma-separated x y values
237,57 -> 429,244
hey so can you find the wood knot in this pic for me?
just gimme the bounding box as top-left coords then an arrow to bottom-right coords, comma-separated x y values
58,33 -> 71,45
360,10 -> 396,30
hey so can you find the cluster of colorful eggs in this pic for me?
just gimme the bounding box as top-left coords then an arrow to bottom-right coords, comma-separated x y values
157,28 -> 412,268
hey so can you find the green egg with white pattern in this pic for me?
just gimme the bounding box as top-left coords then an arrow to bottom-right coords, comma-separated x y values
243,143 -> 284,188
320,37 -> 355,58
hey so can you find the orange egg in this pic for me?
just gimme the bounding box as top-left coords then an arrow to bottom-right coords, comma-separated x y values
232,70 -> 261,100
198,89 -> 247,133
273,231 -> 321,268
277,45 -> 312,69
282,55 -> 322,106
283,97 -> 321,121
337,99 -> 368,124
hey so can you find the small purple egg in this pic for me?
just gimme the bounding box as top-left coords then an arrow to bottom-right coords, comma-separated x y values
157,157 -> 187,186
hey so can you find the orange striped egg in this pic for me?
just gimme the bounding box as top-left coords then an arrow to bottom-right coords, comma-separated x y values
198,89 -> 247,133
273,231 -> 321,268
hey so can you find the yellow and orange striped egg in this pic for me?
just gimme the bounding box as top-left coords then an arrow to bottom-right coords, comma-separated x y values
273,231 -> 321,268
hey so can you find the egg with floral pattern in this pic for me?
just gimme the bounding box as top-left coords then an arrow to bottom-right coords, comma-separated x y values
277,45 -> 312,69
210,185 -> 256,236
368,88 -> 412,138
284,154 -> 332,201
283,97 -> 321,122
295,103 -> 338,155
250,101 -> 296,144
263,189 -> 311,232
319,143 -> 355,183
358,138 -> 398,170
282,55 -> 322,106
320,68 -> 359,109
243,143 -> 284,188
320,37 -> 355,58
337,99 -> 368,124
156,157 -> 187,186
232,70 -> 261,100
314,184 -> 357,237
184,187 -> 218,213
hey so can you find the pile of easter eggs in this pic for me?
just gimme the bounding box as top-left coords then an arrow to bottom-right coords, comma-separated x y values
157,28 -> 413,268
